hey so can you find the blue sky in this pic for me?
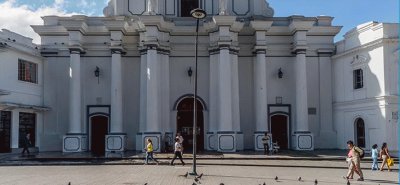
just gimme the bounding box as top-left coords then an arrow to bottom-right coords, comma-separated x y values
269,0 -> 399,39
0,0 -> 398,43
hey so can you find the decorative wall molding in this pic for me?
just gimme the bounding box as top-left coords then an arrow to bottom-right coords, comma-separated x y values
351,54 -> 369,68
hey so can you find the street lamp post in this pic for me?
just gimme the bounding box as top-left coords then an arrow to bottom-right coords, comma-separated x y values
189,8 -> 206,176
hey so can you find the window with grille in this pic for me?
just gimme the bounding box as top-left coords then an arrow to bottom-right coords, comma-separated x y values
353,69 -> 363,89
18,59 -> 38,84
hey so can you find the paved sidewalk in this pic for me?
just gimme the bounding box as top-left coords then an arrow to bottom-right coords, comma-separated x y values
0,163 -> 397,185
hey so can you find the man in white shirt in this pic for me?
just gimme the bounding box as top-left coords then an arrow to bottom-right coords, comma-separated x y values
176,132 -> 184,154
261,132 -> 270,155
170,138 -> 185,166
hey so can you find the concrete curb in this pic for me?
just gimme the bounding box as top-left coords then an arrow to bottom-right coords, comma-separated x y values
7,156 -> 398,162
0,161 -> 398,172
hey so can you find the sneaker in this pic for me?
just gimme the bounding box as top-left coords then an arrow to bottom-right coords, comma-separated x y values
357,178 -> 364,181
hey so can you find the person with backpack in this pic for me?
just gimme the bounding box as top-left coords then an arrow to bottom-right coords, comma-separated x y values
344,140 -> 364,181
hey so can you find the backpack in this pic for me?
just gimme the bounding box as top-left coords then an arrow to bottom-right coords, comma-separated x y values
355,147 -> 365,159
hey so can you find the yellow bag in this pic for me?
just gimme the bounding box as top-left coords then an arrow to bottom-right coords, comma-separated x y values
387,158 -> 394,166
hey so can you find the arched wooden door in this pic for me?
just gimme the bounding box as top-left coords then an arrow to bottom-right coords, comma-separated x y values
176,98 -> 204,152
91,115 -> 108,156
355,118 -> 366,148
270,115 -> 289,149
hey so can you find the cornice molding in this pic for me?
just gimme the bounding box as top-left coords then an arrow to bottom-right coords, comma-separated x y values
333,96 -> 398,109
332,38 -> 398,59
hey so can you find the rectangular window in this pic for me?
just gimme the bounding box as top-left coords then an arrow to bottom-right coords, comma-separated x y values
353,69 -> 363,89
19,112 -> 36,148
18,59 -> 38,84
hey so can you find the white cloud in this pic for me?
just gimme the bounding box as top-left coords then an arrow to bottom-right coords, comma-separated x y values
0,0 -> 76,44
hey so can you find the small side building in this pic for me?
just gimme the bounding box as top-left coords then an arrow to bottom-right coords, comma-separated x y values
0,29 -> 49,153
333,22 -> 399,152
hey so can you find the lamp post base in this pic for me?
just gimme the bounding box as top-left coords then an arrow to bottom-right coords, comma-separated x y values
189,172 -> 198,176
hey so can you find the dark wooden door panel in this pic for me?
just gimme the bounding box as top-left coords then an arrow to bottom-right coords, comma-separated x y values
0,111 -> 11,153
271,115 -> 288,149
91,116 -> 108,156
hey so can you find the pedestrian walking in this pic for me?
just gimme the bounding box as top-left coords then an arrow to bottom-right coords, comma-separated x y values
176,132 -> 184,154
170,138 -> 185,166
261,132 -> 270,155
344,140 -> 364,181
144,138 -> 159,165
371,144 -> 379,171
379,142 -> 392,171
21,133 -> 31,156
345,149 -> 354,179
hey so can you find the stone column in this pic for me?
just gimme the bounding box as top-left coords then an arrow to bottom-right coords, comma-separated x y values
253,48 -> 269,150
292,33 -> 314,150
63,48 -> 86,152
216,45 -> 236,152
290,18 -> 315,150
106,42 -> 127,152
110,50 -> 123,133
146,48 -> 160,132
207,51 -> 218,151
317,50 -> 336,148
295,49 -> 309,132
69,51 -> 82,134
293,48 -> 314,150
217,46 -> 233,132
210,17 -> 244,152
249,22 -> 273,151
137,45 -> 162,152
231,49 -> 242,150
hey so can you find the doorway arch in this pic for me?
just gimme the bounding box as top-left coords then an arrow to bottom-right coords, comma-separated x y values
270,114 -> 289,149
90,115 -> 109,156
176,97 -> 204,152
354,118 -> 366,148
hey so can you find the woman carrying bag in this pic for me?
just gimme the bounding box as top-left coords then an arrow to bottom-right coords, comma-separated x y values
379,142 -> 392,171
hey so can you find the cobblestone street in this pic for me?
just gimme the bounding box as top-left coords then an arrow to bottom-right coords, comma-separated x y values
0,160 -> 397,185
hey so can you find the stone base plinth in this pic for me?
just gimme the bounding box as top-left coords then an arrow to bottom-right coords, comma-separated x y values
105,134 -> 127,152
216,131 -> 243,152
63,134 -> 87,152
206,132 -> 217,151
294,132 -> 314,150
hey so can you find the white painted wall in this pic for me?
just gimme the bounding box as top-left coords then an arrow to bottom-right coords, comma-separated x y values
333,22 -> 399,153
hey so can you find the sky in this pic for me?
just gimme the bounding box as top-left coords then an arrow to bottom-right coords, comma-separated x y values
0,0 -> 398,43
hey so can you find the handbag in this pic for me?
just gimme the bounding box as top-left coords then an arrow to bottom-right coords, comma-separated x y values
387,158 -> 394,166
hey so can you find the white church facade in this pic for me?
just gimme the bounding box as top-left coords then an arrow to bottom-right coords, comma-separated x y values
0,0 -> 397,155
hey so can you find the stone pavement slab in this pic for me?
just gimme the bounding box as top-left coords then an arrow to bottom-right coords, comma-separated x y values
0,163 -> 397,185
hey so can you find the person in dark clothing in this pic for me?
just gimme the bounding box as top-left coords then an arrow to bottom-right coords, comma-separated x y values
21,133 -> 31,155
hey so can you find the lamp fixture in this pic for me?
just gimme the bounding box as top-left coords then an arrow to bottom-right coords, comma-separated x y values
190,8 -> 207,19
278,68 -> 283,79
187,67 -> 193,77
94,66 -> 100,84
